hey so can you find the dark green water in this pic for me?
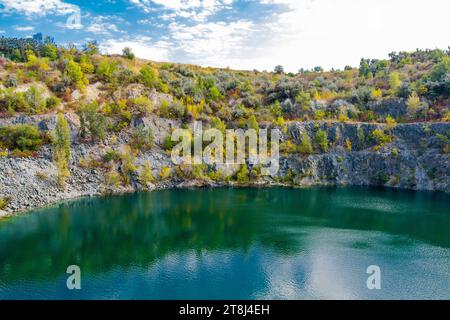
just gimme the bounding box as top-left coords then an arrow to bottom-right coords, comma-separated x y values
0,187 -> 449,300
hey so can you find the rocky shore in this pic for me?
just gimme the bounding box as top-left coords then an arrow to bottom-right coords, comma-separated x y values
1,111 -> 449,217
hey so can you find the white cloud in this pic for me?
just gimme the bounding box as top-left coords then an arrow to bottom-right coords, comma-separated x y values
241,0 -> 450,72
86,23 -> 118,35
2,0 -> 448,73
129,0 -> 233,22
0,0 -> 79,16
100,36 -> 171,62
160,0 -> 449,72
14,26 -> 35,31
85,16 -> 121,35
168,20 -> 255,68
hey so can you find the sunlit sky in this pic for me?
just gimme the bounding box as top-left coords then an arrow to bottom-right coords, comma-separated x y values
0,0 -> 448,72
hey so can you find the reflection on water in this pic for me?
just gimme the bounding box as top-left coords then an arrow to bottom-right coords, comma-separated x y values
0,187 -> 449,299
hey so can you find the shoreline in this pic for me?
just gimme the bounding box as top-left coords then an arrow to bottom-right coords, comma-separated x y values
1,180 -> 448,219
1,120 -> 449,217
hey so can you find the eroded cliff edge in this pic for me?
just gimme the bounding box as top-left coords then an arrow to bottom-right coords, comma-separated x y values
1,113 -> 448,216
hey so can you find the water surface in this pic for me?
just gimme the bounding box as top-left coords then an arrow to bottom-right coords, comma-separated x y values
0,187 -> 449,299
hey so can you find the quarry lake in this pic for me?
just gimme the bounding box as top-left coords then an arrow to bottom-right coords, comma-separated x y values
0,187 -> 449,300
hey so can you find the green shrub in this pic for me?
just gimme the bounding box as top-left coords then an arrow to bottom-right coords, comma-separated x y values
392,147 -> 399,157
385,115 -> 397,130
120,146 -> 137,185
79,55 -> 95,74
139,65 -> 158,88
140,161 -> 154,187
314,110 -> 326,120
338,113 -> 349,122
96,60 -> 118,82
207,169 -> 223,182
436,133 -> 449,153
236,164 -> 249,183
0,124 -> 44,151
36,171 -> 49,180
25,50 -> 50,72
77,101 -> 107,141
295,92 -> 312,111
0,197 -> 12,210
298,131 -> 313,155
436,133 -> 448,146
66,60 -> 88,90
247,114 -> 259,132
357,127 -> 365,144
389,72 -> 401,95
41,42 -> 58,60
442,110 -> 450,122
314,129 -> 329,152
0,86 -> 54,114
159,100 -> 170,118
250,164 -> 262,181
131,125 -> 154,151
5,74 -> 18,88
429,56 -> 450,82
103,101 -> 131,133
281,140 -> 297,154
103,148 -> 121,162
163,134 -> 177,151
46,96 -> 61,110
168,99 -> 185,118
9,149 -> 37,157
270,101 -> 282,117
372,129 -> 393,145
406,92 -> 422,119
105,169 -> 122,187
24,86 -> 45,113
210,116 -> 226,133
209,86 -> 222,101
273,116 -> 287,133
159,166 -> 172,180
345,138 -> 352,151
191,164 -> 207,180
131,96 -> 153,115
0,89 -> 27,113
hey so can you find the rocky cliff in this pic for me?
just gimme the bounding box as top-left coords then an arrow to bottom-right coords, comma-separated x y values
281,121 -> 449,191
0,113 -> 449,216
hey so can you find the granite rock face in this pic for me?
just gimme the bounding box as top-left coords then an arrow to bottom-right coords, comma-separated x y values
365,98 -> 408,119
279,121 -> 449,191
0,113 -> 449,215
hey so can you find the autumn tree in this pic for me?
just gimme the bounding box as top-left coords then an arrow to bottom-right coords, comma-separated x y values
53,113 -> 71,187
122,47 -> 135,60
274,65 -> 284,74
389,72 -> 401,95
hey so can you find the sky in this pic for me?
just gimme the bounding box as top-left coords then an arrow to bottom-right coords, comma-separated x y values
0,0 -> 449,72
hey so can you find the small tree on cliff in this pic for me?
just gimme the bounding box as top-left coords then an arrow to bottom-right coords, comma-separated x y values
314,129 -> 329,152
298,131 -> 313,155
53,113 -> 71,187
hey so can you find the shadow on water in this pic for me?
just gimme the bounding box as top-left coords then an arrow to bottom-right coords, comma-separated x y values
0,186 -> 449,283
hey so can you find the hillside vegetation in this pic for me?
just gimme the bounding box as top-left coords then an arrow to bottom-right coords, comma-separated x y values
0,35 -> 449,213
1,35 -> 449,125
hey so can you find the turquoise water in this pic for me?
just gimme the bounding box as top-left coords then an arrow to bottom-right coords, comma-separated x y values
0,187 -> 449,300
